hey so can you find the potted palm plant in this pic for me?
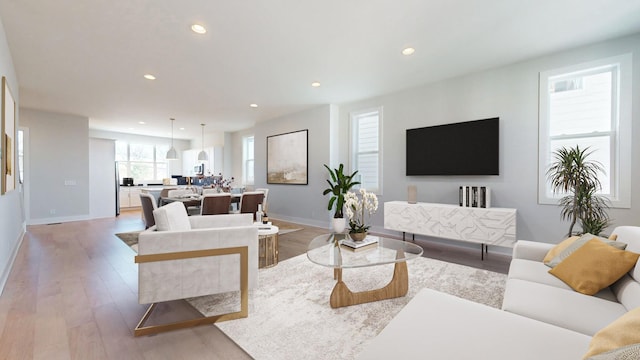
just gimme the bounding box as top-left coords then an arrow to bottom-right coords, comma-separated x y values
322,164 -> 360,233
547,145 -> 611,236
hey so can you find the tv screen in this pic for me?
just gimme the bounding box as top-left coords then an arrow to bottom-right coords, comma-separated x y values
406,118 -> 499,176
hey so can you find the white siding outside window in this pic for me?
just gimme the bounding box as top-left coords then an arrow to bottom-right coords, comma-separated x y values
243,136 -> 255,185
350,108 -> 382,194
538,54 -> 632,208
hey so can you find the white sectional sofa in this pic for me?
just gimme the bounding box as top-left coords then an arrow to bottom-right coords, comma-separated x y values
503,226 -> 640,337
357,226 -> 640,359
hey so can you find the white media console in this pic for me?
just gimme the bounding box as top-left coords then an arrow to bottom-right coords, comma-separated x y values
384,201 -> 517,257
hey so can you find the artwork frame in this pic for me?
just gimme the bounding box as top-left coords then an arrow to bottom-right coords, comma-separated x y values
267,129 -> 308,185
1,76 -> 15,194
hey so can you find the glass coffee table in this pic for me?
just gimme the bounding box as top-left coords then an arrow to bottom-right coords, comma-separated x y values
307,233 -> 423,308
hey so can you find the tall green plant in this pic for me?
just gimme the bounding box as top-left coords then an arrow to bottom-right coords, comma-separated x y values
322,164 -> 360,218
547,145 -> 610,236
576,185 -> 611,235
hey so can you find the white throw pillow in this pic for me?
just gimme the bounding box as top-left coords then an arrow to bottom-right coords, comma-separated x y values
153,202 -> 191,231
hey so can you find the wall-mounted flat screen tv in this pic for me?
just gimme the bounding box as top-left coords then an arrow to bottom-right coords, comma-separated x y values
406,117 -> 499,176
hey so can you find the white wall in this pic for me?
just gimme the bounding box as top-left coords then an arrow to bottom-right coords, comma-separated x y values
228,33 -> 639,245
249,105 -> 334,228
0,16 -> 24,294
89,138 -> 116,218
20,108 -> 90,224
337,32 -> 640,243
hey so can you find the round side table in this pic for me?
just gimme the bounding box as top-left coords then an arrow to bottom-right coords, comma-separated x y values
256,224 -> 279,268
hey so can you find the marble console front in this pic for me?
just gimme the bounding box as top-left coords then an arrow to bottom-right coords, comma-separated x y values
384,201 -> 516,248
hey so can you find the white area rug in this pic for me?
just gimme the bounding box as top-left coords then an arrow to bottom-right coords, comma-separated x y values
186,254 -> 507,360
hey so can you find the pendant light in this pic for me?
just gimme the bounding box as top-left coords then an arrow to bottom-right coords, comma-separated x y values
197,123 -> 208,161
166,117 -> 178,160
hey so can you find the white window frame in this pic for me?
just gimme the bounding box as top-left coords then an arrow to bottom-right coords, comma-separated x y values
350,107 -> 383,195
242,135 -> 255,185
538,53 -> 632,208
116,141 -> 169,182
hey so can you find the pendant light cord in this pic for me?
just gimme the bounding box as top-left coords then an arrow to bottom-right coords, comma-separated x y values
171,117 -> 175,147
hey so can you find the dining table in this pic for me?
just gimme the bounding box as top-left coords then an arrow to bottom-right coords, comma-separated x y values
162,193 -> 242,214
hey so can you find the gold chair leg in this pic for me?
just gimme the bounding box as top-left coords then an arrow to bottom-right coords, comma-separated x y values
134,299 -> 248,337
134,246 -> 249,336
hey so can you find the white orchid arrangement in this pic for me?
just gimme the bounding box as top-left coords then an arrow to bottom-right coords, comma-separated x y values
344,188 -> 378,234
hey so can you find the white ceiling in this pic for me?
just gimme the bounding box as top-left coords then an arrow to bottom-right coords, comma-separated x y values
1,0 -> 639,140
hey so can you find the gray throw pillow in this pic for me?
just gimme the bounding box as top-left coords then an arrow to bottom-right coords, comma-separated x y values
547,233 -> 627,268
586,343 -> 640,360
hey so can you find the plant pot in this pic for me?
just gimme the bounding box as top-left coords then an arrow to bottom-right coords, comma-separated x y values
349,231 -> 368,242
332,218 -> 346,233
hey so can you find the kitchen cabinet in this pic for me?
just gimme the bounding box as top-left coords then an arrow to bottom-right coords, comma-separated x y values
120,187 -> 142,208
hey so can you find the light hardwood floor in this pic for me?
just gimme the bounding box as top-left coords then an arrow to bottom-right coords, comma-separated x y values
0,210 -> 510,359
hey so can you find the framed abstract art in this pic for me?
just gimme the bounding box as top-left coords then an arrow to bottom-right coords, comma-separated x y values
267,129 -> 308,185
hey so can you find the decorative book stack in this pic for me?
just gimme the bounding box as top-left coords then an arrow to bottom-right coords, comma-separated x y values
341,236 -> 379,252
459,186 -> 491,208
255,221 -> 272,230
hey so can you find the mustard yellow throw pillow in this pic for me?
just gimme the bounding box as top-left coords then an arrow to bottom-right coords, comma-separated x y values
549,239 -> 639,295
583,307 -> 640,359
545,234 -> 628,268
543,235 -> 580,264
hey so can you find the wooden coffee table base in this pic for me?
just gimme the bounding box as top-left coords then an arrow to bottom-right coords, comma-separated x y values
329,259 -> 409,308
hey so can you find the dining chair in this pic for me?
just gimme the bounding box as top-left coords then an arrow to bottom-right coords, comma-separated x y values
158,187 -> 177,206
255,188 -> 269,211
239,191 -> 265,221
139,193 -> 158,229
200,193 -> 232,215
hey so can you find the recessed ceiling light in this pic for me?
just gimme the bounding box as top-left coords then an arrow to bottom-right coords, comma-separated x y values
179,127 -> 185,130
144,74 -> 156,80
311,82 -> 321,87
250,103 -> 258,108
402,47 -> 416,56
191,24 -> 207,34
138,121 -> 145,125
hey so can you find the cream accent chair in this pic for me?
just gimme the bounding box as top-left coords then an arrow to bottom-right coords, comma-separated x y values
135,202 -> 258,336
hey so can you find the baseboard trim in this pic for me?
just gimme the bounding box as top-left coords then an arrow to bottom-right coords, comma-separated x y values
0,227 -> 26,296
28,214 -> 91,225
268,213 -> 331,231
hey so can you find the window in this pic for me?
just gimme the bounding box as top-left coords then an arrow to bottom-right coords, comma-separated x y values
116,141 -> 169,182
538,54 -> 631,208
243,136 -> 255,185
350,108 -> 382,194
